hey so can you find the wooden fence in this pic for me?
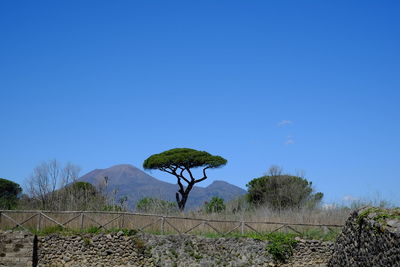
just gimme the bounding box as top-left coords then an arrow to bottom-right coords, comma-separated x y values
0,210 -> 344,236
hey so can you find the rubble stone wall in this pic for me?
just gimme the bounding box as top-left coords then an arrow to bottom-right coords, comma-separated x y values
1,230 -> 334,267
0,231 -> 35,267
37,232 -> 333,267
329,207 -> 400,267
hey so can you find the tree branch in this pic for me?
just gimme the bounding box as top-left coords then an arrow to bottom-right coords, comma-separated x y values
195,166 -> 210,183
160,167 -> 174,175
186,168 -> 195,182
177,177 -> 185,194
177,167 -> 191,184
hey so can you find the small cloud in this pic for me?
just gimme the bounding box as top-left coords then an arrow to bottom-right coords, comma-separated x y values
284,136 -> 294,145
277,120 -> 293,127
343,195 -> 358,202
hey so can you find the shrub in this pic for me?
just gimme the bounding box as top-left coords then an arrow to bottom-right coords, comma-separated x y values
0,178 -> 22,209
246,167 -> 323,210
204,196 -> 226,213
266,232 -> 298,262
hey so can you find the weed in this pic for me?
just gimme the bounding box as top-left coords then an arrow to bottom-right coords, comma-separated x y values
265,232 -> 298,262
83,237 -> 91,246
357,207 -> 400,228
86,226 -> 101,234
133,237 -> 146,254
170,248 -> 178,258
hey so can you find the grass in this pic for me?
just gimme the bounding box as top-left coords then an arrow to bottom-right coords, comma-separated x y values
358,207 -> 400,222
0,204 -> 350,242
357,207 -> 400,233
201,227 -> 340,241
29,225 -> 138,236
7,221 -> 341,241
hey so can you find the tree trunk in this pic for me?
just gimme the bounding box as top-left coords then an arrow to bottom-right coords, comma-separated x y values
176,182 -> 194,211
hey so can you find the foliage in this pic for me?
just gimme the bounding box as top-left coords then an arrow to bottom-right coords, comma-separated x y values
0,178 -> 22,209
61,181 -> 108,211
246,168 -> 323,210
143,148 -> 227,211
102,205 -> 126,212
68,181 -> 97,193
223,195 -> 254,214
204,196 -> 226,213
357,207 -> 400,226
201,228 -> 339,242
265,232 -> 298,262
136,197 -> 177,214
143,148 -> 227,170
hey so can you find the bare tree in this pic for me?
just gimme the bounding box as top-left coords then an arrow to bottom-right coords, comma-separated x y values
26,159 -> 81,210
266,165 -> 283,176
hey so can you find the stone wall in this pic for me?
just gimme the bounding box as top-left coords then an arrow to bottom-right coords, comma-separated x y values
37,232 -> 333,267
1,230 -> 334,267
286,238 -> 334,267
0,230 -> 35,267
329,207 -> 400,267
4,208 -> 400,266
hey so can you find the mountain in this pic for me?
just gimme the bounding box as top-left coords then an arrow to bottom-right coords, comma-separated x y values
79,164 -> 247,210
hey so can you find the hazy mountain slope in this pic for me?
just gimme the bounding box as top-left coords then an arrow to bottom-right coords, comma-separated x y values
79,164 -> 246,210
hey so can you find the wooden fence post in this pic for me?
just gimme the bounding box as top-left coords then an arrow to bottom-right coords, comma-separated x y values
80,213 -> 84,230
161,217 -> 165,234
241,221 -> 244,235
37,212 -> 42,232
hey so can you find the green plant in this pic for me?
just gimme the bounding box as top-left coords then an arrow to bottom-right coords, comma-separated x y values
265,232 -> 298,262
0,178 -> 22,209
33,225 -> 66,235
133,237 -> 146,254
136,197 -> 178,214
121,229 -> 138,236
204,196 -> 226,213
170,248 -> 178,258
83,237 -> 91,246
246,166 -> 323,210
357,207 -> 400,228
86,226 -> 101,234
188,250 -> 203,260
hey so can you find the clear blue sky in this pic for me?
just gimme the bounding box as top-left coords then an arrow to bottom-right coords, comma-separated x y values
1,1 -> 399,206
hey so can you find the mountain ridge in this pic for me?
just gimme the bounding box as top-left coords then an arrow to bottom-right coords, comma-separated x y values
79,164 -> 246,210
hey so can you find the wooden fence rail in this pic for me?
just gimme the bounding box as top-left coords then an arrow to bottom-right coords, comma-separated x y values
0,210 -> 344,236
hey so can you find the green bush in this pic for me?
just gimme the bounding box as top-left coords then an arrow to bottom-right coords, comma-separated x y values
266,232 -> 298,262
0,178 -> 22,209
246,167 -> 323,210
204,196 -> 226,213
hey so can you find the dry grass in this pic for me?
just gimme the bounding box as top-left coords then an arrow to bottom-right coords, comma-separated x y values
0,206 -> 350,237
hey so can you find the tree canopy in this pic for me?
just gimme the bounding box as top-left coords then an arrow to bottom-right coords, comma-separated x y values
143,148 -> 227,211
0,178 -> 22,209
143,148 -> 227,170
246,173 -> 323,210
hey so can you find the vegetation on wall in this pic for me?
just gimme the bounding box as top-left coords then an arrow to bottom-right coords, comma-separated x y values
265,232 -> 298,262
